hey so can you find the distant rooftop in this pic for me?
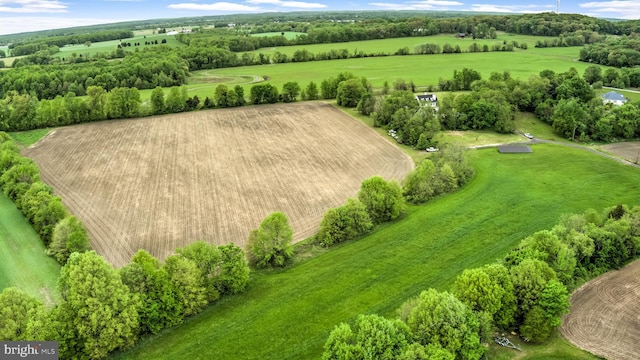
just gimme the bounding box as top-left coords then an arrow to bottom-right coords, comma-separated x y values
602,91 -> 627,102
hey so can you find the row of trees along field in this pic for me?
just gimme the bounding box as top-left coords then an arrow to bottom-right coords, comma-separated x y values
0,133 -> 89,264
176,12 -> 635,52
322,205 -> 640,359
0,241 -> 250,359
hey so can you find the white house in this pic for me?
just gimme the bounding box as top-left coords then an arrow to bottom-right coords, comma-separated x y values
601,91 -> 628,106
416,93 -> 438,111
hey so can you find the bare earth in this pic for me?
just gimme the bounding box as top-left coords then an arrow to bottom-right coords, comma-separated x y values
599,142 -> 640,164
561,259 -> 640,360
24,103 -> 413,267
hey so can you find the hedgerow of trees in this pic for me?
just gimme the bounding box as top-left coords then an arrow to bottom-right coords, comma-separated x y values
323,205 -> 640,357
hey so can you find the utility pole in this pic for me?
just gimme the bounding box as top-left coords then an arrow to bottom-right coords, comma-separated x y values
557,0 -> 560,14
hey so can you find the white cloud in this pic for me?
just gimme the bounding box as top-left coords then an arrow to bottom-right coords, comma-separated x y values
246,0 -> 326,8
579,1 -> 640,19
470,3 -> 553,13
369,0 -> 462,10
168,2 -> 262,11
0,16 -> 130,35
0,0 -> 67,13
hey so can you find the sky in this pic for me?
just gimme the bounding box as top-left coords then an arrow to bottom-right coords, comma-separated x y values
0,0 -> 638,36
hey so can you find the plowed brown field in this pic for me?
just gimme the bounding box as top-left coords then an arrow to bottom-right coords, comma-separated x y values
599,142 -> 640,164
561,260 -> 640,360
24,103 -> 413,266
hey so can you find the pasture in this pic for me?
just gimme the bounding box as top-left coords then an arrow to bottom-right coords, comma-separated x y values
561,259 -> 640,360
138,48 -> 596,103
0,194 -> 60,305
54,33 -> 184,59
23,102 -> 413,267
113,143 -> 640,360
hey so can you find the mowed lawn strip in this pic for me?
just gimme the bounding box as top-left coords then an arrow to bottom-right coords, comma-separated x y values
113,144 -> 640,360
0,193 -> 60,304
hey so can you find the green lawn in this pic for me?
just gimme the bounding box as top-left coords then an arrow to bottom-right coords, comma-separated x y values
113,143 -> 640,360
487,332 -> 598,360
0,193 -> 60,305
10,128 -> 51,147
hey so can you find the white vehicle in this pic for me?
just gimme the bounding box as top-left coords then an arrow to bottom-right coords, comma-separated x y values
426,147 -> 439,152
524,133 -> 534,139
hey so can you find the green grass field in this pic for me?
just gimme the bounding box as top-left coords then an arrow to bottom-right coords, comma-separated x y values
0,193 -> 61,305
139,48 -> 595,103
250,31 -> 307,40
54,33 -> 185,59
113,143 -> 640,360
242,32 -> 577,58
10,128 -> 51,147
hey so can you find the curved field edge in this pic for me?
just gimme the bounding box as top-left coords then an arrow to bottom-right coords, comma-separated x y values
111,144 -> 640,360
560,259 -> 640,360
0,193 -> 61,305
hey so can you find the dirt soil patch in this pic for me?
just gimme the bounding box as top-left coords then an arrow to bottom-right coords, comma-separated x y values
24,103 -> 413,267
599,142 -> 640,163
561,259 -> 640,360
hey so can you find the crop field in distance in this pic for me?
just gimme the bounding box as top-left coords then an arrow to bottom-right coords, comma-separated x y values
23,102 -> 413,266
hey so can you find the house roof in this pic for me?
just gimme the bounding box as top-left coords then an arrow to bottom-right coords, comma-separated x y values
602,91 -> 628,102
416,94 -> 436,101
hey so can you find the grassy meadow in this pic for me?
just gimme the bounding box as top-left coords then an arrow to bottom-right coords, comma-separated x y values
136,47 -> 595,103
0,194 -> 61,305
54,33 -> 185,59
113,143 -> 640,360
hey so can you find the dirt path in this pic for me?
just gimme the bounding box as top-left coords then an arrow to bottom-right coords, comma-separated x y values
561,260 -> 640,360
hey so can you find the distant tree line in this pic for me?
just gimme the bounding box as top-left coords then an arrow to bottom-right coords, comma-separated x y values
579,34 -> 640,67
322,205 -> 640,358
0,133 -> 89,264
9,30 -> 134,56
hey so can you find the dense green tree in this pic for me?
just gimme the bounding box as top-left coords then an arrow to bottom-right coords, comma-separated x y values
216,243 -> 251,295
164,255 -> 208,318
247,212 -> 294,268
317,198 -> 373,246
214,84 -> 229,108
53,251 -> 139,359
510,258 -> 557,321
481,264 -> 517,329
552,98 -> 587,140
356,92 -> 376,116
402,159 -> 437,203
0,288 -> 44,340
281,81 -> 301,103
358,176 -> 404,224
32,196 -> 68,245
336,78 -> 366,108
582,65 -> 602,84
177,241 -> 222,301
306,81 -> 319,100
86,85 -> 108,121
372,90 -> 418,127
404,289 -> 485,360
322,314 -> 410,360
452,267 -> 502,317
0,158 -> 40,203
398,343 -> 454,360
48,216 -> 90,264
150,86 -> 166,114
234,85 -> 246,106
120,250 -> 182,334
166,86 -> 186,113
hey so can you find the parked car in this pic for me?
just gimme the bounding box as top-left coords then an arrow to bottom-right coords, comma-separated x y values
426,147 -> 439,152
524,133 -> 534,139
